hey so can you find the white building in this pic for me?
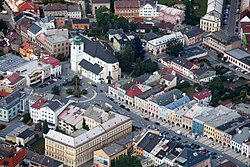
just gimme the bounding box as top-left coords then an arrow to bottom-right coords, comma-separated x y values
70,32 -> 121,84
200,0 -> 223,32
224,49 -> 250,73
27,23 -> 45,42
231,127 -> 250,153
29,94 -> 69,128
39,56 -> 62,76
68,5 -> 82,19
39,16 -> 55,30
139,0 -> 157,18
145,32 -> 184,55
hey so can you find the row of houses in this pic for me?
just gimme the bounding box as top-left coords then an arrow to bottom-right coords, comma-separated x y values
114,0 -> 185,24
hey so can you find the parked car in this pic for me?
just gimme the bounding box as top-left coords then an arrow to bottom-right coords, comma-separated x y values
144,117 -> 150,121
155,122 -> 160,126
125,108 -> 130,112
120,105 -> 125,109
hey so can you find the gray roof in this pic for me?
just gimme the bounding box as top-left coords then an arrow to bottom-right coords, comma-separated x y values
0,121 -> 24,137
17,129 -> 34,139
209,31 -> 240,44
108,29 -> 124,35
101,143 -> 125,157
138,132 -> 163,153
193,68 -> 214,76
79,35 -> 118,64
143,32 -> 158,41
28,23 -> 42,35
47,100 -> 62,111
226,48 -> 250,60
79,59 -> 103,75
68,5 -> 81,12
41,16 -> 54,23
138,87 -> 163,100
0,90 -> 22,110
84,105 -> 114,123
0,53 -> 27,72
232,127 -> 250,144
151,89 -> 183,106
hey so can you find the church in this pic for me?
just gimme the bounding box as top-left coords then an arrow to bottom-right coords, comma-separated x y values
70,32 -> 121,84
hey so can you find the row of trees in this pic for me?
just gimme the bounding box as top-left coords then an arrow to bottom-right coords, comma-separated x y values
110,155 -> 142,167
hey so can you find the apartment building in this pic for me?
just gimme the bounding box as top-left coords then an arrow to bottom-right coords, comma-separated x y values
0,72 -> 26,94
45,111 -> 132,167
71,19 -> 90,29
203,31 -> 241,53
58,104 -> 86,134
200,0 -> 223,32
19,41 -> 39,59
242,138 -> 250,158
39,56 -> 62,76
114,1 -> 140,18
44,3 -> 68,17
189,88 -> 212,104
224,49 -> 250,73
30,94 -> 69,128
145,32 -> 184,55
70,32 -> 121,84
44,35 -> 69,56
68,5 -> 82,19
139,0 -> 157,18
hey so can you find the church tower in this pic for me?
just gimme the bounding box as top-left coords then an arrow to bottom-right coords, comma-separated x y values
70,30 -> 84,72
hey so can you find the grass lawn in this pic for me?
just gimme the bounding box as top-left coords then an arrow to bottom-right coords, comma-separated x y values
30,138 -> 45,154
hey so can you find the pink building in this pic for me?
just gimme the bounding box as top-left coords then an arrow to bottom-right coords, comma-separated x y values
156,5 -> 185,24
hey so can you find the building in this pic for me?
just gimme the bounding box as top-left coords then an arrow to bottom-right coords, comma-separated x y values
19,41 -> 39,59
224,49 -> 250,73
44,35 -> 69,56
200,0 -> 223,32
71,19 -> 90,30
12,60 -> 52,87
30,93 -> 69,128
159,73 -> 177,89
0,90 -> 24,122
112,33 -> 132,53
93,143 -> 127,167
156,4 -> 185,24
0,72 -> 26,93
27,23 -> 44,42
45,111 -> 132,167
170,57 -> 199,80
0,144 -> 27,167
139,0 -> 157,18
146,32 -> 184,55
203,31 -> 241,54
40,16 -> 55,29
189,88 -> 212,104
193,68 -> 216,83
16,129 -> 35,146
92,0 -> 110,15
180,26 -> 204,46
125,84 -> 151,106
242,138 -> 250,158
231,127 -> 250,153
44,3 -> 68,17
180,45 -> 208,60
22,150 -> 64,167
136,24 -> 153,33
70,31 -> 121,84
114,1 -> 140,18
39,56 -> 61,76
68,5 -> 82,19
58,104 -> 86,134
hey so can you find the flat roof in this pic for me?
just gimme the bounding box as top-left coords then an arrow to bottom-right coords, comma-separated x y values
227,49 -> 250,60
0,53 -> 27,72
45,34 -> 68,43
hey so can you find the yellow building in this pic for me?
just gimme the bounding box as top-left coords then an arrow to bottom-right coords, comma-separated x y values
19,41 -> 39,59
93,143 -> 127,167
45,111 -> 132,167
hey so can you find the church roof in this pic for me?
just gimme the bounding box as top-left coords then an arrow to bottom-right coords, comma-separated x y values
79,35 -> 118,64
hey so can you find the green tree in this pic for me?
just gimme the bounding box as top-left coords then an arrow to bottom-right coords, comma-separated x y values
85,0 -> 91,14
115,17 -> 129,32
111,155 -> 142,167
82,118 -> 90,130
82,89 -> 88,95
56,54 -> 67,61
145,27 -> 151,33
96,6 -> 111,33
133,36 -> 145,60
141,59 -> 158,73
129,22 -> 138,32
66,88 -> 74,94
166,38 -> 183,56
73,91 -> 82,97
132,58 -> 142,77
116,44 -> 135,73
0,19 -> 7,31
43,120 -> 49,134
71,75 -> 81,87
22,113 -> 31,124
51,85 -> 60,95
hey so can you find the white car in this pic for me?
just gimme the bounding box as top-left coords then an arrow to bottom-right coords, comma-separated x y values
0,10 -> 7,14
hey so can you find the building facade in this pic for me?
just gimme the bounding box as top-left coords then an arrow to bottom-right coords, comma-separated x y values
44,35 -> 69,56
114,1 -> 140,18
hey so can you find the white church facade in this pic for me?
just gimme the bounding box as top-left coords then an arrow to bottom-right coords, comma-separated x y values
70,32 -> 121,84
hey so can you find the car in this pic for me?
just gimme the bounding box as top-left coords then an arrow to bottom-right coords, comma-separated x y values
155,122 -> 160,126
0,10 -> 7,14
144,117 -> 150,121
120,104 -> 125,109
57,76 -> 62,79
109,97 -> 114,101
100,90 -> 103,93
87,81 -> 93,85
177,137 -> 181,140
125,108 -> 130,112
92,84 -> 97,87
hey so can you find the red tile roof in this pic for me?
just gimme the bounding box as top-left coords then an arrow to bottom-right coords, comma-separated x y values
157,68 -> 174,75
0,91 -> 10,97
220,99 -> 232,107
18,2 -> 35,11
189,88 -> 212,100
162,73 -> 175,81
126,85 -> 143,98
39,56 -> 61,68
115,1 -> 140,8
136,24 -> 153,30
6,72 -> 21,83
31,97 -> 46,109
134,17 -> 144,23
21,41 -> 32,50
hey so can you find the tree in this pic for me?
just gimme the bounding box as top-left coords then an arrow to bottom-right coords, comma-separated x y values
51,85 -> 60,95
66,88 -> 74,94
111,155 -> 142,167
82,118 -> 90,130
85,0 -> 91,14
133,36 -> 145,60
141,59 -> 158,73
73,91 -> 82,97
22,113 -> 31,124
56,54 -> 67,61
129,22 -> 138,32
116,44 -> 135,73
166,38 -> 183,56
96,6 -> 111,33
71,75 -> 81,87
115,17 -> 129,32
0,19 -> 7,31
145,27 -> 151,33
132,58 -> 142,77
152,26 -> 159,32
43,120 -> 49,134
